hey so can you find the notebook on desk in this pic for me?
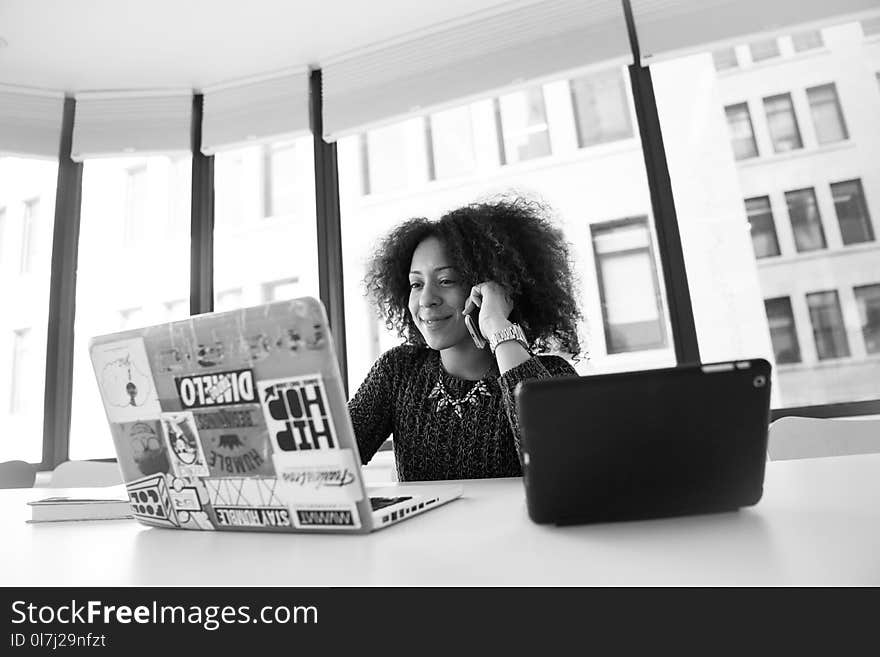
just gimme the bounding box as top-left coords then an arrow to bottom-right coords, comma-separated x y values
515,359 -> 772,525
88,296 -> 461,534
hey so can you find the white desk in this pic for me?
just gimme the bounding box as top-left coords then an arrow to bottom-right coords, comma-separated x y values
3,454 -> 879,586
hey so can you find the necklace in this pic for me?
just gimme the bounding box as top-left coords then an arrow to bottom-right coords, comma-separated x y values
428,362 -> 494,418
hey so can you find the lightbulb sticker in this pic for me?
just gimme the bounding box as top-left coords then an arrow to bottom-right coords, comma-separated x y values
91,337 -> 161,423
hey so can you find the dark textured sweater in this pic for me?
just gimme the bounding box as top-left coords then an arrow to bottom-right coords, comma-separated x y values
348,345 -> 577,481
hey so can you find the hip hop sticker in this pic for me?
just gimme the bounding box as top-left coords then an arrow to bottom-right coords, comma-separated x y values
257,375 -> 338,453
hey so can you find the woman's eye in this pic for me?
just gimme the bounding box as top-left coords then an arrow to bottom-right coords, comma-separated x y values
440,279 -> 456,286
409,281 -> 422,290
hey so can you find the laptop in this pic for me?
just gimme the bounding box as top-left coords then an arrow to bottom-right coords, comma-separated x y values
88,296 -> 462,534
514,359 -> 772,525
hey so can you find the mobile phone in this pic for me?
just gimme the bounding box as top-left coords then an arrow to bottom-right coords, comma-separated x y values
464,309 -> 487,349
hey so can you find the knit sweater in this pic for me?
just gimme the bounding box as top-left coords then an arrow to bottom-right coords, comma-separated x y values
348,344 -> 577,481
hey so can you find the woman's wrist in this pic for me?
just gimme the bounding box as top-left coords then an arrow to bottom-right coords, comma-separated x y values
481,317 -> 512,339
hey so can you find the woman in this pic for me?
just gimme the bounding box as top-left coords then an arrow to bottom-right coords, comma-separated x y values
349,197 -> 583,480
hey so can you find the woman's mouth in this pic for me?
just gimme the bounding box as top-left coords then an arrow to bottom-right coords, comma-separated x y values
421,315 -> 453,329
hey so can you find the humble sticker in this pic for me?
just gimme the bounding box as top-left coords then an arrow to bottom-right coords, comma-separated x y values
257,375 -> 338,452
174,369 -> 256,409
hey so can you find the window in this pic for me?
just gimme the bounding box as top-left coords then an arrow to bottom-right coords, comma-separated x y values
652,17 -> 879,408
786,188 -> 826,252
0,156 -> 57,463
745,196 -> 780,258
570,69 -> 633,147
20,197 -> 41,274
214,135 -> 319,318
854,284 -> 880,354
861,17 -> 880,37
791,30 -> 824,52
10,328 -> 32,414
497,86 -> 552,164
764,297 -> 801,364
749,39 -> 780,62
712,48 -> 738,71
807,84 -> 848,144
428,106 -> 477,180
591,217 -> 667,354
69,155 -> 192,460
764,93 -> 803,152
263,140 -> 297,218
123,166 -> 149,246
262,277 -> 300,303
807,291 -> 850,359
724,103 -> 759,160
364,119 -> 428,195
831,179 -> 874,245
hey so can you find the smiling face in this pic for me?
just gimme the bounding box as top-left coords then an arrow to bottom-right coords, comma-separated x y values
407,237 -> 471,351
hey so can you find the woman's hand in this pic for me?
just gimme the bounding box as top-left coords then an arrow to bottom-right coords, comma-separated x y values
462,281 -> 514,339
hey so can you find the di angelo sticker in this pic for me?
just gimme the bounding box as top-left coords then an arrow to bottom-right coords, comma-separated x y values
273,448 -> 363,503
160,412 -> 210,478
257,374 -> 338,453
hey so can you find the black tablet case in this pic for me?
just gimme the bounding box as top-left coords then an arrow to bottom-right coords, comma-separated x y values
515,359 -> 772,525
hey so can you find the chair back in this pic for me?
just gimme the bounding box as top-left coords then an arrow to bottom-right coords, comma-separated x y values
768,416 -> 880,461
49,460 -> 123,487
0,460 -> 37,488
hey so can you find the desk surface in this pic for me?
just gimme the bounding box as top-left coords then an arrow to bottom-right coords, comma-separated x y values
3,454 -> 879,586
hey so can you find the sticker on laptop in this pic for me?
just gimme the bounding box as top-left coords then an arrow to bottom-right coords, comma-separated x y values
160,411 -> 210,478
290,502 -> 361,530
191,405 -> 274,478
91,337 -> 161,423
203,477 -> 291,531
174,368 -> 257,410
257,374 -> 338,453
126,474 -> 179,528
273,448 -> 363,503
110,420 -> 170,481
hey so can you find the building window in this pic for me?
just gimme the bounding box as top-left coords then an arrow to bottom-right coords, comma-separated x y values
807,290 -> 850,360
427,106 -> 476,180
745,196 -> 780,258
263,140 -> 297,218
10,328 -> 32,414
861,17 -> 880,37
764,93 -> 803,152
570,69 -> 633,147
807,83 -> 848,144
118,307 -> 145,330
712,48 -> 738,71
724,103 -> 759,160
764,297 -> 801,364
831,179 -> 874,245
749,39 -> 780,62
591,216 -> 667,354
358,134 -> 371,195
497,86 -> 552,165
262,277 -> 300,303
791,30 -> 824,52
20,197 -> 40,273
364,120 -> 417,195
216,288 -> 243,312
124,165 -> 149,246
785,188 -> 826,252
854,284 -> 880,354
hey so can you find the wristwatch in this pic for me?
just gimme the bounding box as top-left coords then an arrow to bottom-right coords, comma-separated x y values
488,323 -> 529,354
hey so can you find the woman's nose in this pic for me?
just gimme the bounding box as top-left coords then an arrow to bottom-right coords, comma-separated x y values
419,283 -> 440,307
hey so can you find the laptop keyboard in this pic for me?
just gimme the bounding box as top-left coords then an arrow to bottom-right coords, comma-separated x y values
369,496 -> 412,511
